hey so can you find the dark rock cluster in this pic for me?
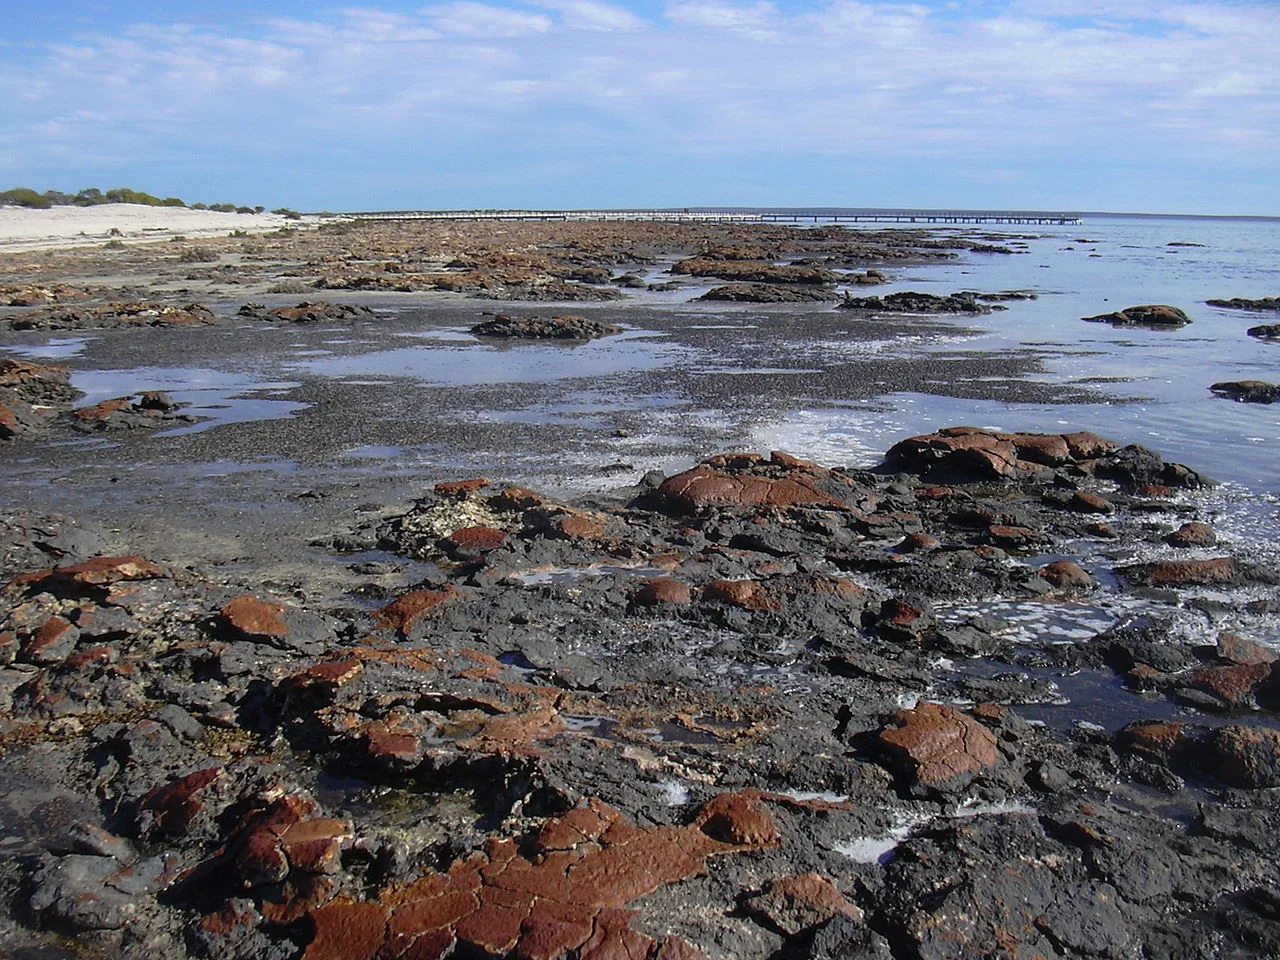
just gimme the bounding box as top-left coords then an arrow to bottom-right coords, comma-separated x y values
3,429 -> 1277,958
837,291 -> 1000,315
236,302 -> 375,324
0,358 -> 193,441
697,283 -> 838,303
1081,304 -> 1190,327
1208,296 -> 1280,312
6,301 -> 218,331
1211,380 -> 1280,404
470,314 -> 623,341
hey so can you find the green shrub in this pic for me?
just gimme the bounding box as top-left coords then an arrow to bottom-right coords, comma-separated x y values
102,239 -> 125,249
0,187 -> 52,209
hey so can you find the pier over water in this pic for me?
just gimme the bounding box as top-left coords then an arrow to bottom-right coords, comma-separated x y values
347,208 -> 1084,226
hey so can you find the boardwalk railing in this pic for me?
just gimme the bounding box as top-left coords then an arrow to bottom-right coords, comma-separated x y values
345,209 -> 1084,226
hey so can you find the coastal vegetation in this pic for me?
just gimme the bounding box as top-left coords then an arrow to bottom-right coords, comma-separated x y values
0,186 -> 298,216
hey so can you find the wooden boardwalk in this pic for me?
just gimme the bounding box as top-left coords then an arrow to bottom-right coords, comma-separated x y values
347,209 -> 1083,226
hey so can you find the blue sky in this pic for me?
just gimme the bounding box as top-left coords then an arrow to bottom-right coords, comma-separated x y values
3,1 -> 1278,214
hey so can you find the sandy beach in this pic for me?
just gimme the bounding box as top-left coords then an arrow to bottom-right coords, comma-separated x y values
0,203 -> 325,253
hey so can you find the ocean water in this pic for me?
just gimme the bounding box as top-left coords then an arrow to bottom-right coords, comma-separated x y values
708,213 -> 1279,487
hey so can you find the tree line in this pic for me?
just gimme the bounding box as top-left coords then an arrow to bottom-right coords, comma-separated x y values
0,187 -> 302,218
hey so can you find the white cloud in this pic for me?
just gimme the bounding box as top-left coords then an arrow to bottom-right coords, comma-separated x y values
2,1 -> 1278,208
425,2 -> 554,37
665,1 -> 779,39
530,1 -> 645,31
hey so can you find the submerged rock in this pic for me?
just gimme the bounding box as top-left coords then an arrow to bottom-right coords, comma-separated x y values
837,291 -> 996,314
697,283 -> 837,303
236,301 -> 374,323
8,301 -> 218,331
470,313 -> 622,340
671,257 -> 837,285
1211,380 -> 1280,403
67,391 -> 195,432
1208,296 -> 1280,312
1082,304 -> 1190,327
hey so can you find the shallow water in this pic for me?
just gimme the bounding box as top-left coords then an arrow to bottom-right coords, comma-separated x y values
3,214 -> 1279,648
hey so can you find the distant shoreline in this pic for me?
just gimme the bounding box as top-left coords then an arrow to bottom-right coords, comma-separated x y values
0,203 -> 324,253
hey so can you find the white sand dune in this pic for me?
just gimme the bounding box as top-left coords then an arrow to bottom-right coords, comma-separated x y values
0,203 -> 328,253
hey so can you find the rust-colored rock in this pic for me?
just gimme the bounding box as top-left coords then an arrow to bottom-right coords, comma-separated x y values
1167,522 -> 1216,547
1068,491 -> 1115,514
0,358 -> 75,404
701,579 -> 776,612
1062,432 -> 1118,459
300,794 -> 776,960
20,615 -> 79,664
139,766 -> 224,837
551,513 -> 607,541
1216,633 -> 1277,666
972,702 -> 1005,722
22,555 -> 168,590
987,524 -> 1041,547
887,428 -> 1118,482
1127,558 -> 1239,587
631,578 -> 692,607
878,702 -> 999,787
434,478 -> 490,498
695,791 -> 782,848
1188,663 -> 1271,709
876,596 -> 930,639
444,525 -> 508,556
744,873 -> 862,935
70,398 -> 132,423
221,595 -> 290,639
1116,721 -> 1188,760
13,301 -> 218,331
490,487 -> 547,511
1009,433 -> 1071,465
281,818 -> 351,874
1207,725 -> 1280,788
1083,304 -> 1190,327
1040,560 -> 1092,590
305,900 -> 390,960
374,587 -> 464,637
894,532 -> 941,553
656,463 -> 841,513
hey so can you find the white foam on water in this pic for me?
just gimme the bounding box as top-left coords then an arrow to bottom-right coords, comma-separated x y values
835,798 -> 1038,865
779,790 -> 851,804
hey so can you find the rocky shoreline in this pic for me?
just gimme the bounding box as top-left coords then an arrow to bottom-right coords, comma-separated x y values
1,428 -> 1279,959
1,220 -> 1278,959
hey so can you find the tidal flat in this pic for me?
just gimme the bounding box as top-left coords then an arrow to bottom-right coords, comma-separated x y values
1,217 -> 1278,959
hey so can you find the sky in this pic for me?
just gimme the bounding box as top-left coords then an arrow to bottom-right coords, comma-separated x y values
3,1 -> 1278,215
